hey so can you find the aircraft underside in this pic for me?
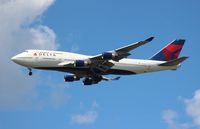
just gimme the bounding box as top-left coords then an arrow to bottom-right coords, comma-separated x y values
34,67 -> 137,75
32,67 -> 135,85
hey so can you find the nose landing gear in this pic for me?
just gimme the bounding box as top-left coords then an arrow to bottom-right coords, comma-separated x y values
28,68 -> 32,76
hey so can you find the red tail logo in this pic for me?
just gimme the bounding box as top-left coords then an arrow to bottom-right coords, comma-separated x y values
150,39 -> 185,61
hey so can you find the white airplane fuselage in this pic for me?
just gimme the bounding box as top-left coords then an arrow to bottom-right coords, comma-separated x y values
11,49 -> 179,76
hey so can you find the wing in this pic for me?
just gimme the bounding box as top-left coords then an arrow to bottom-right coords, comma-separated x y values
90,36 -> 154,61
58,37 -> 154,73
115,36 -> 154,53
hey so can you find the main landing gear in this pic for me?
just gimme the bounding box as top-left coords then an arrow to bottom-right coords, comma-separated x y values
28,68 -> 32,76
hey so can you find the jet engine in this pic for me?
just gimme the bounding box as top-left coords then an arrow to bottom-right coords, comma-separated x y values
83,77 -> 102,85
74,60 -> 90,67
64,75 -> 80,82
102,52 -> 118,60
83,78 -> 94,85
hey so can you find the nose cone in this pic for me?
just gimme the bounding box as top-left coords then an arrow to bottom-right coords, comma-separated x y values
11,54 -> 22,65
11,55 -> 18,63
11,52 -> 32,67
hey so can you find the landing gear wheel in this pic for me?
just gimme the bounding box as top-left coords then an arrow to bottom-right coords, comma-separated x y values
29,71 -> 32,76
28,68 -> 32,76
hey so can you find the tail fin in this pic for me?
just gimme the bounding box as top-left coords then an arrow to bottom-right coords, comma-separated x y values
150,39 -> 185,61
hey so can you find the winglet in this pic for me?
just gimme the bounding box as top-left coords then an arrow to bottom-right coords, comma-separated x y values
145,36 -> 154,42
159,56 -> 188,66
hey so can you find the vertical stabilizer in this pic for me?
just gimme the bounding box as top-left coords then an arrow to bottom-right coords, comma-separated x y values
150,39 -> 185,61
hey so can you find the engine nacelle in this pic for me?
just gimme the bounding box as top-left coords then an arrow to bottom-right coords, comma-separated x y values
64,75 -> 80,82
83,77 -> 102,85
83,78 -> 94,85
74,60 -> 89,67
102,52 -> 117,60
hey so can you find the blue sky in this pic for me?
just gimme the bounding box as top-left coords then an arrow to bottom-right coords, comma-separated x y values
0,0 -> 200,129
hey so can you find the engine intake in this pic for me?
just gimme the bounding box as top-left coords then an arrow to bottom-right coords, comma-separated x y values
102,52 -> 117,60
64,75 -> 80,82
74,60 -> 89,67
83,78 -> 94,85
83,76 -> 102,85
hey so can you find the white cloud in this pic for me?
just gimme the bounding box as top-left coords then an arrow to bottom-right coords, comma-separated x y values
185,89 -> 200,127
30,25 -> 59,50
0,0 -> 57,53
71,111 -> 98,124
0,0 -> 63,111
71,102 -> 99,124
162,89 -> 200,129
162,110 -> 178,127
162,110 -> 191,129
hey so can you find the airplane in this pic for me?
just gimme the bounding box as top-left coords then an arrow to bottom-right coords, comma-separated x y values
11,37 -> 188,85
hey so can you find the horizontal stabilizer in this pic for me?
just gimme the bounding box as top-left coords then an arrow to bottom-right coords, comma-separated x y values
159,56 -> 188,66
